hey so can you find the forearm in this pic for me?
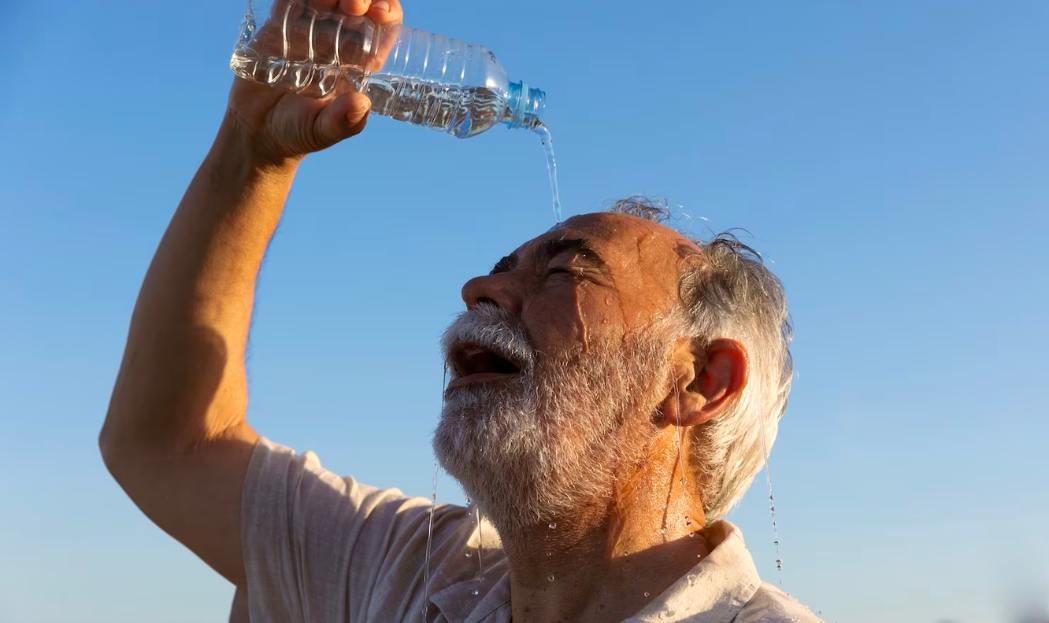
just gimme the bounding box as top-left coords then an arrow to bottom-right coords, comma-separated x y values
102,114 -> 299,458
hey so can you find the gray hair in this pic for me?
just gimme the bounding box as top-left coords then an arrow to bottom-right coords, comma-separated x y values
608,197 -> 794,522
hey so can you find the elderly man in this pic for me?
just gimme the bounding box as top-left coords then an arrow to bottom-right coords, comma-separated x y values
100,1 -> 822,621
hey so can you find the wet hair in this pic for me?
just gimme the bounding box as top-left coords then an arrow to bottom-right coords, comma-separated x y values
608,196 -> 794,522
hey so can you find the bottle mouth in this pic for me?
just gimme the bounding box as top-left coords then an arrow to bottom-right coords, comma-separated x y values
505,81 -> 546,130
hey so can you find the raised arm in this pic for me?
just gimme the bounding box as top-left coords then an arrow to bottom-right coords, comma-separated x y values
99,0 -> 404,588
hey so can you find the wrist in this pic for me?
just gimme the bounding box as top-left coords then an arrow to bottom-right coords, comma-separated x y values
188,113 -> 301,221
210,109 -> 304,178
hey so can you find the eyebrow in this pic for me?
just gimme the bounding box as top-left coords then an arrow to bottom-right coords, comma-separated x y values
536,238 -> 607,270
490,254 -> 517,274
489,238 -> 607,275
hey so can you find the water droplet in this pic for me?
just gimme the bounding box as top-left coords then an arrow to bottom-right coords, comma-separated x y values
659,527 -> 667,535
760,417 -> 783,585
465,552 -> 472,558
547,574 -> 555,582
546,552 -> 552,557
643,592 -> 650,598
423,457 -> 440,618
472,589 -> 479,596
548,522 -> 557,529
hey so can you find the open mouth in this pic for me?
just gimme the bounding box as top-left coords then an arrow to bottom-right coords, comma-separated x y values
448,342 -> 522,389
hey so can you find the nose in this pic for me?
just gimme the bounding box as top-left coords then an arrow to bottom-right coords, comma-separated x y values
461,273 -> 522,315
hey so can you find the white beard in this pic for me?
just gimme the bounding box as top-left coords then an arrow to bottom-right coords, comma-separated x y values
433,304 -> 674,537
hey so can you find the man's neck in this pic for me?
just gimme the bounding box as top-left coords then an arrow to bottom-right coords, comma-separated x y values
498,440 -> 711,623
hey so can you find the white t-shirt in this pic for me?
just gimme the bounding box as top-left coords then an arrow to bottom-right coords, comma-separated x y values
237,437 -> 823,623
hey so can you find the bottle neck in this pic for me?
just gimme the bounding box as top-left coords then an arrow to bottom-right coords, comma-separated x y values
504,81 -> 546,130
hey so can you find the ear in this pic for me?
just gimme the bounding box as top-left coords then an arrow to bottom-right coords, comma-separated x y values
660,338 -> 749,427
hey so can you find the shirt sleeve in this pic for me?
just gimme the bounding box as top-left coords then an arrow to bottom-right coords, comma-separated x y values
241,437 -> 440,623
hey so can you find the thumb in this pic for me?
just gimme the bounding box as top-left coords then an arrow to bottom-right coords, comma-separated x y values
312,92 -> 371,148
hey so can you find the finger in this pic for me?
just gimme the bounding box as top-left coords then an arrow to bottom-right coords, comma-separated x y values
367,0 -> 403,25
313,92 -> 371,147
338,0 -> 372,17
305,0 -> 339,19
270,0 -> 307,21
367,9 -> 404,72
365,0 -> 404,72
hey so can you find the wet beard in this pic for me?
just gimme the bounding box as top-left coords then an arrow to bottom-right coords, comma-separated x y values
433,335 -> 673,538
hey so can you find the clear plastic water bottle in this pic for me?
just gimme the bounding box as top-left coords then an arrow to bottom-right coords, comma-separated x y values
231,0 -> 545,138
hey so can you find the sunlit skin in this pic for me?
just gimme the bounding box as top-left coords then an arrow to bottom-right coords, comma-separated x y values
98,0 -> 751,620
457,213 -> 750,622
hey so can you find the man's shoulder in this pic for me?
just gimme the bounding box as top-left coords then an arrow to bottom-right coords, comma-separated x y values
735,582 -> 824,623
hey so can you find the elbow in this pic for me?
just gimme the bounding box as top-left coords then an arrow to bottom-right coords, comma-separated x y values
98,414 -> 128,479
98,406 -> 153,480
98,404 -> 215,479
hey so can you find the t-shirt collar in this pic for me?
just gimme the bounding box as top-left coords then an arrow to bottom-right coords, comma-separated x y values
429,521 -> 762,623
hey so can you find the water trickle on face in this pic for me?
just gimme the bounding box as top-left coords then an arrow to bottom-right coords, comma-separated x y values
572,287 -> 590,352
534,123 -> 562,223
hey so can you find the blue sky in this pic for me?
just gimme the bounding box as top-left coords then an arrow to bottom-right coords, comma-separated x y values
1,1 -> 1047,622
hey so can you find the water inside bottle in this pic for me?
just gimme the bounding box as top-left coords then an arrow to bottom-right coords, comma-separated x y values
533,124 -> 562,223
364,76 -> 509,138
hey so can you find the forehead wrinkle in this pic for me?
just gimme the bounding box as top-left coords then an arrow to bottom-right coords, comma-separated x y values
521,213 -> 699,282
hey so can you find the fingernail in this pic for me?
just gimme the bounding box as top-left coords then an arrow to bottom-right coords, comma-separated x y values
372,1 -> 390,11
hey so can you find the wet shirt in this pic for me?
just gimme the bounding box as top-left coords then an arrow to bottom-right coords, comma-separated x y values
239,438 -> 823,623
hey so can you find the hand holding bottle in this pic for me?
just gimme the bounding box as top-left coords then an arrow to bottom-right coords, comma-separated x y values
226,0 -> 405,165
231,0 -> 544,139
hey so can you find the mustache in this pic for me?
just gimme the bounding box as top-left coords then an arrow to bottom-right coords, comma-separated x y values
441,303 -> 536,374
